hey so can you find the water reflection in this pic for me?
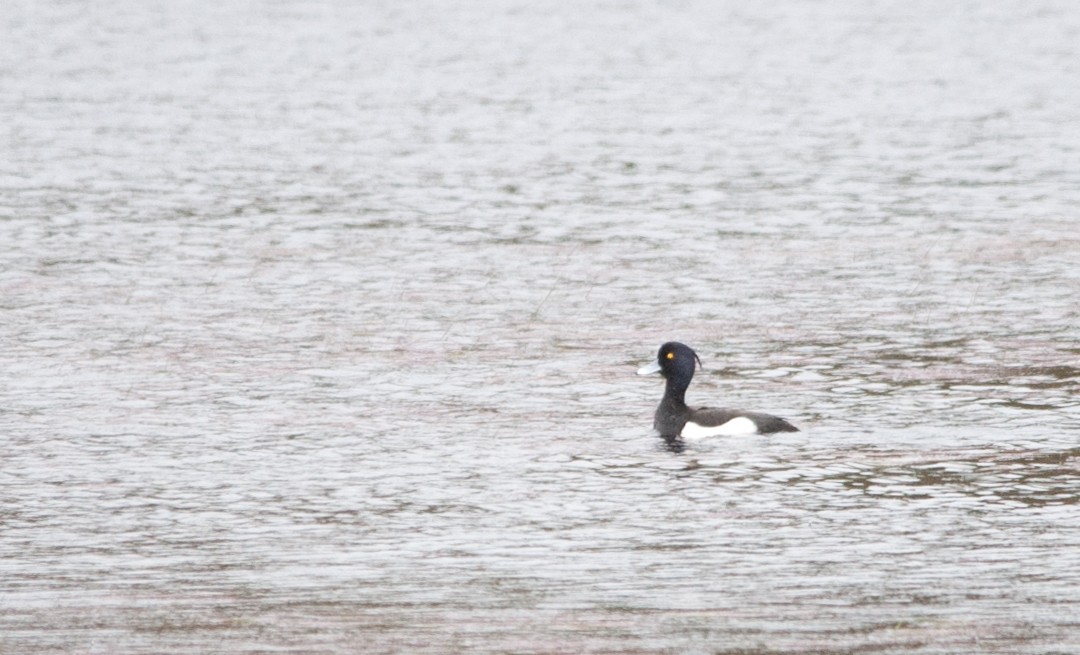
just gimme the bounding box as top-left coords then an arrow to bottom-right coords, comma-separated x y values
662,435 -> 687,453
645,437 -> 1079,507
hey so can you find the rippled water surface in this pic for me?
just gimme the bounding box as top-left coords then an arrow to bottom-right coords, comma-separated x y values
3,1 -> 1080,653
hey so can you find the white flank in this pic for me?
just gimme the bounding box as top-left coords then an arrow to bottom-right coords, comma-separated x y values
681,416 -> 758,439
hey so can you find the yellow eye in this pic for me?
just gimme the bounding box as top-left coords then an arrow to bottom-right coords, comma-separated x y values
666,352 -> 675,360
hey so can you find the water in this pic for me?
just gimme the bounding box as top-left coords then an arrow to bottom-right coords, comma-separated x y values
2,1 -> 1079,653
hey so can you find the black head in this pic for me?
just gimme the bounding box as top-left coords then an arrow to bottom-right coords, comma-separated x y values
657,341 -> 702,378
638,341 -> 703,381
637,341 -> 706,414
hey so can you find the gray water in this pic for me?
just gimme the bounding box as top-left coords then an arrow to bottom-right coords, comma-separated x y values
3,1 -> 1079,653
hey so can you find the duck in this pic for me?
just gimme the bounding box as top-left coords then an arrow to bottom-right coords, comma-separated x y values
637,341 -> 798,439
